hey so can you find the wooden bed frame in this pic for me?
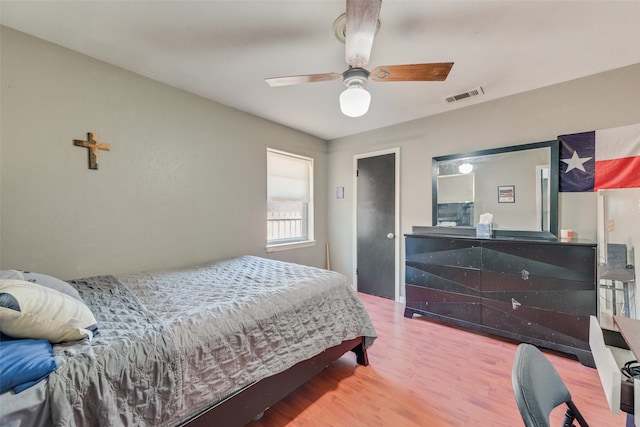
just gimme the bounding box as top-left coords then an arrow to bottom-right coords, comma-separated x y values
181,337 -> 369,427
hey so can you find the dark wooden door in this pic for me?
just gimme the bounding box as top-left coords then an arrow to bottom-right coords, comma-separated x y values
356,153 -> 396,299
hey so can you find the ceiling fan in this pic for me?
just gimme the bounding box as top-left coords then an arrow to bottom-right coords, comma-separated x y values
265,0 -> 453,117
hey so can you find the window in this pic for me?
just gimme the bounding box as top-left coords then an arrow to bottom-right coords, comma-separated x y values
266,148 -> 314,251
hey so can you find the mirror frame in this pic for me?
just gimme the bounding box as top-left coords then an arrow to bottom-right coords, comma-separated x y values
432,140 -> 559,240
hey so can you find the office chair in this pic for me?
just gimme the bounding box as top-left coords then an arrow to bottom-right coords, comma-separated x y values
512,343 -> 589,427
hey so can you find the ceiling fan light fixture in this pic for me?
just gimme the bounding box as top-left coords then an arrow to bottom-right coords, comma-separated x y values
265,5 -> 453,119
340,83 -> 371,117
339,68 -> 371,118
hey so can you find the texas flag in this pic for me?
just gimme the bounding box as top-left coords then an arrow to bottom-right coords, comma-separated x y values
558,122 -> 640,192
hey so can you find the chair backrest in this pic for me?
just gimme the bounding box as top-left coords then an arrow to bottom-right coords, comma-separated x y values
607,243 -> 627,268
512,343 -> 579,427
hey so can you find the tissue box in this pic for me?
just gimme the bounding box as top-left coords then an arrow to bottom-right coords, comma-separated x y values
476,223 -> 493,238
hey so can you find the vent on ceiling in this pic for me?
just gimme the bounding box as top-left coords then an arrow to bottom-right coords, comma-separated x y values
446,87 -> 485,103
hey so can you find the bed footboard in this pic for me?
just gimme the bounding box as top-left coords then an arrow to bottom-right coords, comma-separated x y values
181,336 -> 367,427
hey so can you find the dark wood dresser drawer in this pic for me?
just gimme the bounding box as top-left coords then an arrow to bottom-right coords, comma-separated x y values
404,234 -> 597,366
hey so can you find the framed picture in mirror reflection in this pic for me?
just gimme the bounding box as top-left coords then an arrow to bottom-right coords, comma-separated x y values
498,185 -> 515,203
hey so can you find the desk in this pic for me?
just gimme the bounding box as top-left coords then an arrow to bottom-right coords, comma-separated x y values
614,316 -> 640,359
599,314 -> 638,417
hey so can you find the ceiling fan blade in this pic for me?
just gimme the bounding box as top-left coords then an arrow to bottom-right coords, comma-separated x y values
345,0 -> 382,68
370,63 -> 454,82
265,73 -> 342,87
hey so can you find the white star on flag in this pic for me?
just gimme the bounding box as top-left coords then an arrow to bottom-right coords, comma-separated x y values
561,150 -> 592,173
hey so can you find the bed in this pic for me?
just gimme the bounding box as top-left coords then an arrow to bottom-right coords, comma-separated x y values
0,255 -> 377,426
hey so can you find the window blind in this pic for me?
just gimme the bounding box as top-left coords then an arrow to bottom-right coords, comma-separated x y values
267,150 -> 311,202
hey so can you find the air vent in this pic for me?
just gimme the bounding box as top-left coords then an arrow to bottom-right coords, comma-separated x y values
446,86 -> 484,103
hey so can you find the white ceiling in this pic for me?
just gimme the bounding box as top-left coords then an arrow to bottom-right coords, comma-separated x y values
2,0 -> 640,140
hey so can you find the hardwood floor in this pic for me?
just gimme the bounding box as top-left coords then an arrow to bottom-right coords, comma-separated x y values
248,292 -> 629,426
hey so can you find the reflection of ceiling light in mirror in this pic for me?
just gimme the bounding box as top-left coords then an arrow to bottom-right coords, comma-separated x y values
458,163 -> 473,174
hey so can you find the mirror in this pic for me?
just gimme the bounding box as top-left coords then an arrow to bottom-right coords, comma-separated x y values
432,140 -> 559,240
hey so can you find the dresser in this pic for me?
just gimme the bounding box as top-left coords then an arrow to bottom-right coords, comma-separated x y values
404,233 -> 597,366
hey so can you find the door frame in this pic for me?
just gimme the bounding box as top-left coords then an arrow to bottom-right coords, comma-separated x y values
353,147 -> 401,301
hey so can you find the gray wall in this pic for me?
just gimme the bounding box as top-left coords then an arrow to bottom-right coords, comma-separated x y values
0,27 -> 329,279
3,26 -> 640,290
327,64 -> 640,290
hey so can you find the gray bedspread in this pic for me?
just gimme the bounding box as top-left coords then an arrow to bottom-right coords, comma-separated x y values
49,256 -> 377,426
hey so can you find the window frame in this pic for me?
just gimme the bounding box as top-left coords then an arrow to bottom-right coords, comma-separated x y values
266,148 -> 315,252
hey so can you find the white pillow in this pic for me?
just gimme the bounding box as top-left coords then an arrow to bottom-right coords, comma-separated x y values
0,279 -> 98,343
0,270 -> 22,280
0,270 -> 83,301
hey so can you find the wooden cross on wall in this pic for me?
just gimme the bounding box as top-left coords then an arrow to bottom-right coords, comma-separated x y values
74,132 -> 110,170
